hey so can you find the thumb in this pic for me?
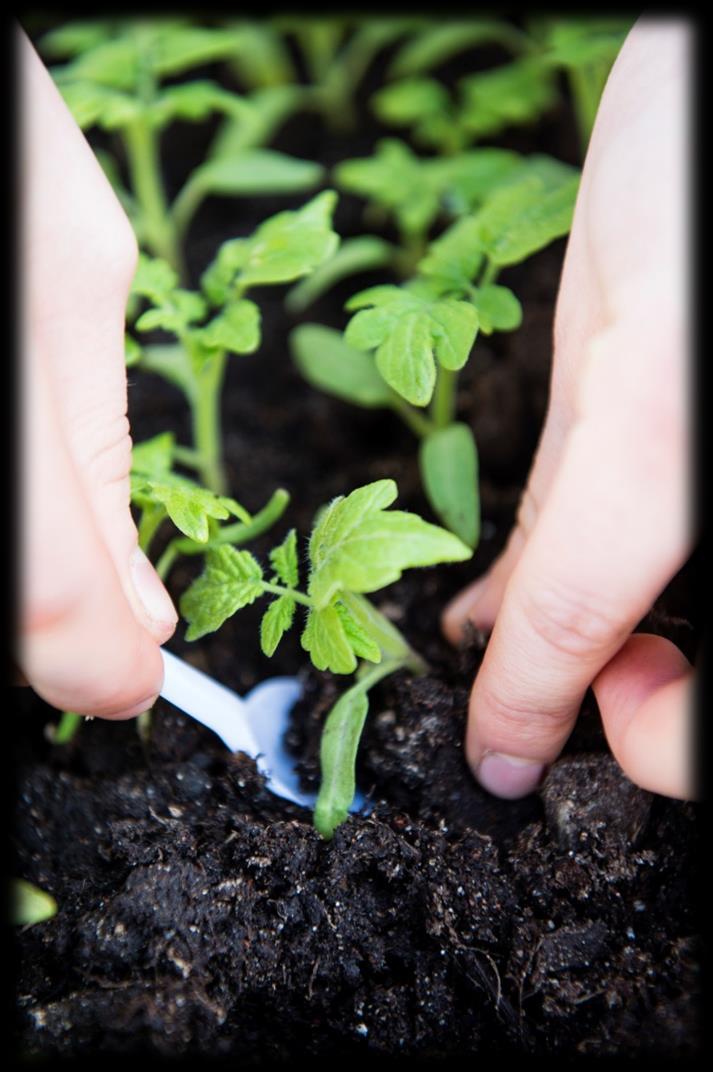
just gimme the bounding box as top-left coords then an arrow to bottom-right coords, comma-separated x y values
18,347 -> 176,719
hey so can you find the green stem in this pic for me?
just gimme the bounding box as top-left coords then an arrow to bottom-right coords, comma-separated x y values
124,119 -> 184,278
191,349 -> 228,494
155,541 -> 180,583
388,394 -> 436,439
431,367 -> 458,429
53,711 -> 82,745
480,259 -> 499,287
137,503 -> 166,556
173,444 -> 204,470
261,582 -> 313,608
170,174 -> 206,246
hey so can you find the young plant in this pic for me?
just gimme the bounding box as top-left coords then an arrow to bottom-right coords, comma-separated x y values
179,479 -> 472,837
294,156 -> 579,547
42,18 -> 326,275
128,190 -> 340,494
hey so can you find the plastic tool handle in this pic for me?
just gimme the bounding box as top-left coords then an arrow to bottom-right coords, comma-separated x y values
160,648 -> 260,756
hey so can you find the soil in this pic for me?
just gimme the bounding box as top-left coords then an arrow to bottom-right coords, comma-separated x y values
13,28 -> 702,1060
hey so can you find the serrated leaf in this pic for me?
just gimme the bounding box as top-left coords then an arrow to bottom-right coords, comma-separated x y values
420,423 -> 479,548
301,604 -> 358,675
197,299 -> 261,354
476,172 -> 580,266
291,324 -> 392,408
307,480 -> 471,608
130,474 -> 236,543
459,59 -> 558,140
269,529 -> 299,588
314,684 -> 369,839
131,432 -> 175,476
344,288 -> 477,406
436,148 -> 524,213
180,546 -> 264,641
11,878 -> 58,926
237,190 -> 340,289
260,595 -> 296,657
201,239 -> 251,306
418,216 -> 484,295
55,37 -> 139,89
470,284 -> 522,333
190,149 -> 324,197
335,603 -> 381,664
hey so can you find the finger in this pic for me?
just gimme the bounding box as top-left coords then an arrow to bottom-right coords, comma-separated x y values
18,348 -> 166,719
442,171 -> 607,644
593,633 -> 695,799
20,31 -> 173,644
465,313 -> 690,799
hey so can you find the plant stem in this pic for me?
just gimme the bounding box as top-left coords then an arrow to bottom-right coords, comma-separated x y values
388,394 -> 435,439
172,444 -> 204,470
431,367 -> 458,429
191,349 -> 228,494
137,503 -> 166,556
170,175 -> 206,246
480,259 -> 499,287
53,711 -> 82,744
124,118 -> 184,278
155,541 -> 180,583
261,583 -> 313,608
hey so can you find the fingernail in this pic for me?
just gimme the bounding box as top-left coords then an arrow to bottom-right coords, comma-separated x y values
476,752 -> 545,799
129,547 -> 178,629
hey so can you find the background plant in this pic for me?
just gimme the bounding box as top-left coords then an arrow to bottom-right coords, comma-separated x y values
41,17 -> 328,277
293,155 -> 579,546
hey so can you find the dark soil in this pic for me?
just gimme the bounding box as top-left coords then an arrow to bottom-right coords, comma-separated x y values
13,26 -> 702,1060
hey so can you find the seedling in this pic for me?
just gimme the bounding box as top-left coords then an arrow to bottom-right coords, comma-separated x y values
42,18 -> 327,275
128,190 -> 340,494
294,156 -> 579,546
179,479 -> 471,836
11,879 -> 57,926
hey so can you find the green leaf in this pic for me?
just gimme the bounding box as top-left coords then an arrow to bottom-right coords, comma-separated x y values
314,684 -> 369,839
202,192 -> 340,298
389,19 -> 524,76
41,20 -> 114,59
180,546 -> 265,641
130,474 -> 240,543
301,604 -> 358,675
285,236 -> 394,314
344,287 -> 478,406
125,334 -> 142,367
436,148 -> 524,214
372,77 -> 449,126
135,290 -> 207,335
55,80 -> 140,130
476,172 -> 580,266
11,878 -> 58,927
420,423 -> 480,548
270,529 -> 299,588
55,37 -> 139,90
335,603 -> 381,664
307,479 -> 472,608
418,216 -> 484,295
334,139 -> 441,240
197,300 -> 261,355
151,25 -> 245,78
459,59 -> 558,140
189,149 -> 324,197
260,595 -> 296,657
150,81 -> 252,129
291,324 -> 392,409
470,284 -> 522,333
131,254 -> 179,303
131,432 -> 175,477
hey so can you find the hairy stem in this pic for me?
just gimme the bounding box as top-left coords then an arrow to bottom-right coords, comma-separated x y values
431,366 -> 458,429
191,349 -> 228,494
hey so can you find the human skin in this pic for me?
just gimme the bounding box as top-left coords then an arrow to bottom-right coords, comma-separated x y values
17,27 -> 177,719
443,18 -> 695,800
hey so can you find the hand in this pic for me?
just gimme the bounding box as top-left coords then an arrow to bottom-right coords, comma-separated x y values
443,19 -> 695,800
17,28 -> 177,719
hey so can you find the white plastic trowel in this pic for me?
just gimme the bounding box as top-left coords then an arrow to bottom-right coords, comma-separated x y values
159,648 -> 364,813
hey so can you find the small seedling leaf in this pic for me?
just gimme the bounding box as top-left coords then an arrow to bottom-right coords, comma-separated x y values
260,595 -> 296,657
420,422 -> 480,547
301,604 -> 358,675
471,284 -> 522,333
181,546 -> 264,640
269,529 -> 299,588
190,149 -> 324,197
291,324 -> 392,409
11,878 -> 58,927
197,299 -> 261,355
314,684 -> 369,838
131,432 -> 176,477
335,602 -> 382,664
285,236 -> 394,314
